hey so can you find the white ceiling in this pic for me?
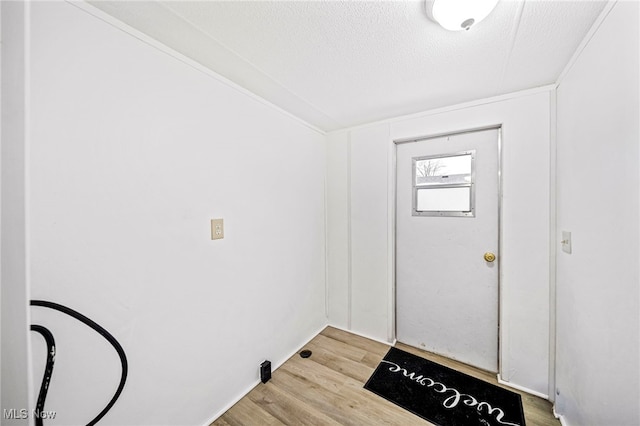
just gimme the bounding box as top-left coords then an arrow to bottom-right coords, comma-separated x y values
88,0 -> 608,132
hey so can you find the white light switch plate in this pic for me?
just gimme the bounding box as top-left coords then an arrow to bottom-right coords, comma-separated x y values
561,231 -> 572,254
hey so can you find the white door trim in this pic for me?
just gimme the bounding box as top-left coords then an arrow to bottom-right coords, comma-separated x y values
390,124 -> 505,376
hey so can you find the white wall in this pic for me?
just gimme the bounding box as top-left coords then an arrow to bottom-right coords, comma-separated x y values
555,1 -> 639,425
27,2 -> 327,425
326,123 -> 395,343
326,132 -> 350,329
350,124 -> 395,342
1,2 -> 33,423
326,88 -> 554,396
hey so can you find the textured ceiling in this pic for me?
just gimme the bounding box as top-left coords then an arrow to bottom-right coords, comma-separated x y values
88,0 -> 608,131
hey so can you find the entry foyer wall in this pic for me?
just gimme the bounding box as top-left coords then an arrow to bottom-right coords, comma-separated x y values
28,2 -> 327,425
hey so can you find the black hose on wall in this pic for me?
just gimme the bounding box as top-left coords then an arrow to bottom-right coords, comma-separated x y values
30,324 -> 55,426
30,300 -> 128,426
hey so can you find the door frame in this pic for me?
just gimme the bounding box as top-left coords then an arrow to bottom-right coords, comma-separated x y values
390,124 -> 504,374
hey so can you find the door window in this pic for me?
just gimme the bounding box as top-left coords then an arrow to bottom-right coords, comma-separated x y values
412,151 -> 475,217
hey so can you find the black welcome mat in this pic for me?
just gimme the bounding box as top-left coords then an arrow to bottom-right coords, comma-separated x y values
364,347 -> 526,426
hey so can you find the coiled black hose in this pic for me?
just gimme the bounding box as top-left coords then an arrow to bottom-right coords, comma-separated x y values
30,324 -> 55,426
30,300 -> 128,426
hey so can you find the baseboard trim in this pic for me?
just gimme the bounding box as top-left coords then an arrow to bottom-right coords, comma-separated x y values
497,375 -> 549,400
200,378 -> 260,426
327,323 -> 395,347
201,322 -> 329,426
553,406 -> 569,426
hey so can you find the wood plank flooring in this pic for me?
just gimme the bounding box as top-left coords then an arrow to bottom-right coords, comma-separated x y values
212,327 -> 560,426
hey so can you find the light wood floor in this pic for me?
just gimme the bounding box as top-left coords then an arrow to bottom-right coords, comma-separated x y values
212,327 -> 560,425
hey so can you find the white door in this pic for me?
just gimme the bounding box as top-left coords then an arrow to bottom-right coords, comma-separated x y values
396,128 -> 499,372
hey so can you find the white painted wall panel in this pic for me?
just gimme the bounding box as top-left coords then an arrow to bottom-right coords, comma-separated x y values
349,124 -> 391,341
326,131 -> 350,329
28,2 -> 327,425
555,2 -> 639,424
1,2 -> 33,422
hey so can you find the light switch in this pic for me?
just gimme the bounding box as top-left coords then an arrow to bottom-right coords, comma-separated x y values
211,219 -> 224,240
561,231 -> 571,254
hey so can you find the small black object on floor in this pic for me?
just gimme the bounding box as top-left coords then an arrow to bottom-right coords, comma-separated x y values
300,349 -> 312,358
260,360 -> 271,383
364,347 -> 526,426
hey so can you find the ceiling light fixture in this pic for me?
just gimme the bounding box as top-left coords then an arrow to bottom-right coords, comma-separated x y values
426,0 -> 500,31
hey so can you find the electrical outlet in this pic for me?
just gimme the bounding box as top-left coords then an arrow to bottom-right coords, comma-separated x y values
211,219 -> 224,240
561,231 -> 571,254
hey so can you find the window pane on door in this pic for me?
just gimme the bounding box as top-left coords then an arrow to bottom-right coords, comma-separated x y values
415,154 -> 472,186
416,187 -> 471,212
412,150 -> 475,217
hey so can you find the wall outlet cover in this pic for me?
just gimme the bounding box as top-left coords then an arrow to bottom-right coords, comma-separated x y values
211,218 -> 224,240
561,231 -> 572,254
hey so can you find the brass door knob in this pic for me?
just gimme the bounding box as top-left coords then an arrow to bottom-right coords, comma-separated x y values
484,252 -> 496,262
